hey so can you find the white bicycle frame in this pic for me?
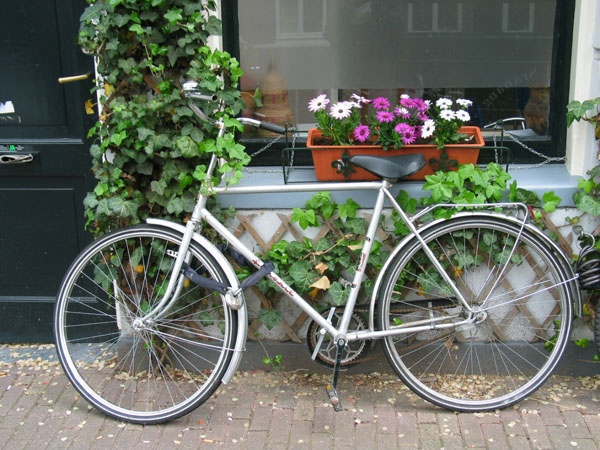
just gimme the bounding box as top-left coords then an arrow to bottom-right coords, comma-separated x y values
139,114 -> 550,350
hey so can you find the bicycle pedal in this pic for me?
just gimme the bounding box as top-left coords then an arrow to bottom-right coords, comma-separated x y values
326,384 -> 342,412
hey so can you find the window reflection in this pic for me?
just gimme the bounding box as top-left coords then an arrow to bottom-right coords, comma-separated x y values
238,0 -> 556,136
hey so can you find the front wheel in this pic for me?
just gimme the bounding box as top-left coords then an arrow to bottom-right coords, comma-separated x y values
54,224 -> 238,424
377,215 -> 574,412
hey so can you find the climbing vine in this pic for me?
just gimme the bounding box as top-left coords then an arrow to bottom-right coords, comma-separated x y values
78,0 -> 247,235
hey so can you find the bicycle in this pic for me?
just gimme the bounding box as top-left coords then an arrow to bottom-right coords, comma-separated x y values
53,82 -> 582,424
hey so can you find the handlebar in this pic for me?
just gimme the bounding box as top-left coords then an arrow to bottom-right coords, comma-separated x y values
238,117 -> 288,135
182,81 -> 291,135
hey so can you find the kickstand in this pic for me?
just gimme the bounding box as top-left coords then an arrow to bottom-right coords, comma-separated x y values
325,338 -> 345,412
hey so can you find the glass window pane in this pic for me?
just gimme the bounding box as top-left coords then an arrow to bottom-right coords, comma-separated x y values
303,0 -> 323,33
238,0 -> 556,136
278,0 -> 299,34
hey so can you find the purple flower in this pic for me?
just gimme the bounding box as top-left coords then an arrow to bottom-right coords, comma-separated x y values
394,123 -> 412,135
353,125 -> 370,143
417,113 -> 430,122
376,111 -> 395,123
414,99 -> 429,112
400,97 -> 416,109
402,128 -> 417,144
372,97 -> 391,110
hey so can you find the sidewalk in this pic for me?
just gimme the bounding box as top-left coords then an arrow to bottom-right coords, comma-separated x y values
1,344 -> 600,449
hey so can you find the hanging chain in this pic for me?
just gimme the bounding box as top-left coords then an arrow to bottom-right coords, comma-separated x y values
248,134 -> 283,158
493,130 -> 566,169
248,127 -> 298,163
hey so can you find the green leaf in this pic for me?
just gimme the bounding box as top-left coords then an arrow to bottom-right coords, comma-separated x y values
328,281 -> 350,306
542,191 -> 562,213
118,58 -> 137,75
176,136 -> 198,158
258,308 -> 282,330
338,198 -> 360,221
164,8 -> 183,24
107,197 -> 139,218
396,190 -> 417,214
83,192 -> 99,209
291,208 -> 318,230
166,197 -> 184,215
306,192 -> 335,218
288,260 -> 317,292
94,183 -> 109,196
110,130 -> 127,146
129,24 -> 144,35
574,191 -> 600,217
578,178 -> 595,195
343,217 -> 366,235
150,179 -> 167,195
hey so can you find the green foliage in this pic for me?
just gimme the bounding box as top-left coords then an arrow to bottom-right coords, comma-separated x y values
567,97 -> 600,128
542,191 -> 562,213
258,308 -> 282,330
573,165 -> 600,217
254,192 -> 386,327
423,163 -> 510,204
420,163 -> 515,220
262,354 -> 282,370
79,0 -> 246,234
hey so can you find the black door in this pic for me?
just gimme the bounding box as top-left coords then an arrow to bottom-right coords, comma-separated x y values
0,1 -> 95,341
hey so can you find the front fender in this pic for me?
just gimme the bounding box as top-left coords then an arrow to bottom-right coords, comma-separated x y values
367,212 -> 582,331
146,218 -> 247,384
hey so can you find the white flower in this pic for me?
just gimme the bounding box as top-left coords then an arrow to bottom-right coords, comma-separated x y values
440,109 -> 456,120
400,94 -> 410,99
329,101 -> 353,120
436,98 -> 453,109
456,98 -> 473,107
456,110 -> 471,122
351,93 -> 369,105
421,119 -> 435,138
308,95 -> 330,112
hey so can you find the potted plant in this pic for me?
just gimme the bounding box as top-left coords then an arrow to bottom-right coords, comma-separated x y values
306,94 -> 484,181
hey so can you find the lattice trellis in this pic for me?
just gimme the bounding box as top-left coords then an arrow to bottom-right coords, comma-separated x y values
228,210 -> 569,343
229,211 -> 395,342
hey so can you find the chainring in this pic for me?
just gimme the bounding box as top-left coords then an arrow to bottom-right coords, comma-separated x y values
306,308 -> 369,367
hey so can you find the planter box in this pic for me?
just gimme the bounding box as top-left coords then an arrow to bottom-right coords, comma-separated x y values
306,126 -> 485,181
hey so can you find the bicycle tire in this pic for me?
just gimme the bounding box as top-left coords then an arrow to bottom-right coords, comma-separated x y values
54,224 -> 238,424
377,215 -> 574,412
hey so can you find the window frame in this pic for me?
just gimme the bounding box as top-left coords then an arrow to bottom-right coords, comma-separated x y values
222,0 -> 574,167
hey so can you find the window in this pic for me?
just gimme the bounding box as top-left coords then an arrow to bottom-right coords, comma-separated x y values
223,0 -> 573,166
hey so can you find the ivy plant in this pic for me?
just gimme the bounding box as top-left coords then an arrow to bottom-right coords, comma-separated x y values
573,165 -> 600,218
257,192 -> 388,319
78,0 -> 247,235
567,97 -> 600,138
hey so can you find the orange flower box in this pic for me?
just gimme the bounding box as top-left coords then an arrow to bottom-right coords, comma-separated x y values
306,126 -> 485,181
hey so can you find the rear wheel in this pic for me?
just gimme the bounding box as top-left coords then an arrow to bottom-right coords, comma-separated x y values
378,215 -> 574,411
54,225 -> 237,424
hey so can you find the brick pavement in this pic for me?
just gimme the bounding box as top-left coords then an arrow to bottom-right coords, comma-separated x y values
1,346 -> 600,449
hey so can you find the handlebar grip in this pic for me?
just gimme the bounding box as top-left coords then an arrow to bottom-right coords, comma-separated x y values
258,121 -> 287,135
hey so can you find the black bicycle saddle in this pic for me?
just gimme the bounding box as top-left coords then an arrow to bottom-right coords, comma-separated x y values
349,153 -> 426,181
